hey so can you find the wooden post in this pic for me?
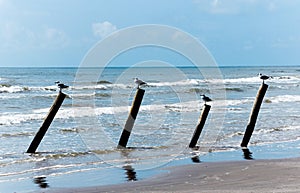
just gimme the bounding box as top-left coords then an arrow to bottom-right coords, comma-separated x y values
26,92 -> 66,153
189,104 -> 211,148
118,88 -> 145,148
241,83 -> 268,147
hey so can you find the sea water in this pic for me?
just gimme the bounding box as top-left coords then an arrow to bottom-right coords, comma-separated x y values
0,66 -> 300,192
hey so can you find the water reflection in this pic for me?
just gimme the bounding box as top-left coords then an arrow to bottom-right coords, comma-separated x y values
191,155 -> 201,163
123,165 -> 138,181
33,176 -> 49,188
120,150 -> 138,181
242,148 -> 254,160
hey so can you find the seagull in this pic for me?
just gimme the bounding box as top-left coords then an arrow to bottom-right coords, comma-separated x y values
200,94 -> 212,105
134,78 -> 147,89
55,81 -> 69,92
258,73 -> 271,84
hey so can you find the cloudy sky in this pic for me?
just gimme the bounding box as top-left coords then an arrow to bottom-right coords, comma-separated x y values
0,0 -> 300,67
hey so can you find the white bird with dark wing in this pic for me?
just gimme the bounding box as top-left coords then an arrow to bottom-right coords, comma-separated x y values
55,81 -> 69,92
134,78 -> 147,89
200,94 -> 212,105
258,73 -> 271,84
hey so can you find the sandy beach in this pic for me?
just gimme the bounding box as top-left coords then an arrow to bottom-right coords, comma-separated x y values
45,157 -> 300,193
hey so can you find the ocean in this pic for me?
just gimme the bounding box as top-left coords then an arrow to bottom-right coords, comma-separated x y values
0,66 -> 300,192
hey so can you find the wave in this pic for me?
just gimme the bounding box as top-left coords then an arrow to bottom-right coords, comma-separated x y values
0,93 -> 298,127
1,75 -> 298,94
188,88 -> 210,94
97,80 -> 112,84
223,125 -> 300,144
0,85 -> 29,93
0,84 -> 58,93
59,128 -> 79,133
0,112 -> 45,126
225,87 -> 244,92
265,95 -> 300,103
210,75 -> 300,84
147,79 -> 205,87
0,100 -> 198,126
0,97 -> 243,126
0,132 -> 35,138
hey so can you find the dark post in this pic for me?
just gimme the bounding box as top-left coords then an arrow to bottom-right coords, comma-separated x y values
118,88 -> 145,148
26,92 -> 66,153
189,104 -> 211,148
241,83 -> 269,147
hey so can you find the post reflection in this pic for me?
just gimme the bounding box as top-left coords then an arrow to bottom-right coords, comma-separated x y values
33,176 -> 49,188
120,150 -> 138,181
191,155 -> 201,163
123,165 -> 138,181
242,148 -> 254,160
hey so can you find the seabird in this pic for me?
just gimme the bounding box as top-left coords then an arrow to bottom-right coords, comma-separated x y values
200,94 -> 212,105
134,78 -> 147,89
258,73 -> 271,83
55,81 -> 69,92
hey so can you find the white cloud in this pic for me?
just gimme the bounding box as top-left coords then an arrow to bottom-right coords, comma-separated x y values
0,0 -> 13,14
209,0 -> 239,14
0,0 -> 7,6
193,0 -> 240,14
267,2 -> 277,12
193,0 -> 280,14
243,40 -> 254,50
0,22 -> 69,50
1,22 -> 29,49
41,27 -> 69,49
92,21 -> 117,39
271,36 -> 300,48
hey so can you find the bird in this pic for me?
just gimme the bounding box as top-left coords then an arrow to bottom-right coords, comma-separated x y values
55,81 -> 69,92
200,94 -> 212,105
258,73 -> 271,84
134,78 -> 147,89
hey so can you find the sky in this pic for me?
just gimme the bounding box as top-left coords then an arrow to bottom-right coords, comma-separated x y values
0,0 -> 300,67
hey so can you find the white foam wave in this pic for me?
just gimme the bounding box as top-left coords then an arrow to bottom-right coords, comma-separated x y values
0,85 -> 28,93
1,94 -> 297,126
266,95 -> 300,103
0,113 -> 44,126
148,79 -> 205,87
211,76 -> 300,84
72,85 -> 108,90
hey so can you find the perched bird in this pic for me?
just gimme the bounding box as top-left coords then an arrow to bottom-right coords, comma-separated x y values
134,78 -> 147,89
55,81 -> 69,92
258,73 -> 271,84
200,94 -> 212,105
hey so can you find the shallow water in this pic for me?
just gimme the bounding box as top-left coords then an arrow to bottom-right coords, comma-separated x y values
0,66 -> 300,192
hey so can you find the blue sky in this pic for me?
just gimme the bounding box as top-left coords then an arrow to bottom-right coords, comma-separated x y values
0,0 -> 300,67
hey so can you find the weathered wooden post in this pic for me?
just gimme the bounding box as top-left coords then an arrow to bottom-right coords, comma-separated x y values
118,88 -> 145,148
26,91 -> 66,153
241,83 -> 268,147
189,104 -> 211,148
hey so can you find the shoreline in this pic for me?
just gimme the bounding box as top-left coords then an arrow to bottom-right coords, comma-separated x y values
45,157 -> 300,193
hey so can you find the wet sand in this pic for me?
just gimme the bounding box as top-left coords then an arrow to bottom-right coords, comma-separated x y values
46,157 -> 300,193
